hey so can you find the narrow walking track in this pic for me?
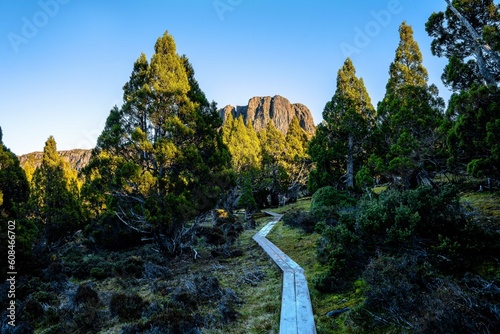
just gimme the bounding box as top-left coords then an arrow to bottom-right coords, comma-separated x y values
253,211 -> 317,334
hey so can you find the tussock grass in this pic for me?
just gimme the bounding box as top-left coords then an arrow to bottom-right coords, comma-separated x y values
202,217 -> 281,334
266,197 -> 313,214
461,191 -> 500,221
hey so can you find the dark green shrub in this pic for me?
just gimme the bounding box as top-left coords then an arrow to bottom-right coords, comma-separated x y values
62,248 -> 105,280
282,210 -> 316,233
112,256 -> 144,278
171,275 -> 223,311
310,186 -> 356,221
314,185 -> 477,293
148,308 -> 203,334
22,298 -> 44,324
315,185 -> 500,331
195,226 -> 226,245
71,305 -> 101,334
358,255 -> 500,333
87,212 -> 143,251
313,269 -> 348,293
32,290 -> 58,304
89,267 -> 108,280
213,210 -> 244,245
218,289 -> 241,323
314,214 -> 365,293
75,284 -> 99,306
109,292 -> 146,320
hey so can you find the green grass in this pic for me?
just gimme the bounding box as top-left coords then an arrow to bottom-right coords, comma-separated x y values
373,186 -> 387,195
265,197 -> 313,214
460,191 -> 500,279
461,191 -> 500,219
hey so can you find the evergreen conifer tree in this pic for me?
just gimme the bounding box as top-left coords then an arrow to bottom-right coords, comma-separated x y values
446,84 -> 500,178
221,114 -> 261,173
377,22 -> 445,187
284,117 -> 310,199
309,58 -> 375,191
258,122 -> 287,205
0,127 -> 30,216
0,128 -> 36,269
83,31 -> 233,254
426,1 -> 500,179
426,0 -> 500,90
30,136 -> 82,243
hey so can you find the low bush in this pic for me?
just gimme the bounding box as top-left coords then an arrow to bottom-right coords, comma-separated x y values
112,256 -> 144,278
62,249 -> 106,280
282,210 -> 316,233
314,185 -> 500,332
74,284 -> 99,307
109,292 -> 147,320
357,254 -> 500,333
146,308 -> 203,334
310,186 -> 356,221
86,212 -> 143,251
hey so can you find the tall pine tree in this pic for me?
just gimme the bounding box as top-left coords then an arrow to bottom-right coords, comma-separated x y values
446,84 -> 500,178
283,117 -> 310,200
258,122 -> 287,206
0,127 -> 29,217
309,58 -> 375,192
30,136 -> 82,244
222,114 -> 261,173
84,31 -> 233,254
426,1 -> 500,179
0,128 -> 36,270
377,22 -> 445,188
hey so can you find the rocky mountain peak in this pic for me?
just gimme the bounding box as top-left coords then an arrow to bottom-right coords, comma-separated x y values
219,95 -> 316,134
18,149 -> 92,172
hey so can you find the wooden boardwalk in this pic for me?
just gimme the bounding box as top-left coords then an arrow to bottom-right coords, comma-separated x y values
253,212 -> 317,334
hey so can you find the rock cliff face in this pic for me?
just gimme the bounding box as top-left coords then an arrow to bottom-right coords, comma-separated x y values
219,95 -> 315,134
18,149 -> 92,172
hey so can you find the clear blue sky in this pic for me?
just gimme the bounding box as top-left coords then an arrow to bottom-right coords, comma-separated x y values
0,0 -> 451,155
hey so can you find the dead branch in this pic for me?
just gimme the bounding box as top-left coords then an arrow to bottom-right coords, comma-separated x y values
115,209 -> 153,234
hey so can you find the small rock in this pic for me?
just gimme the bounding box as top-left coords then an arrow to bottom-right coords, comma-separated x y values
326,307 -> 350,317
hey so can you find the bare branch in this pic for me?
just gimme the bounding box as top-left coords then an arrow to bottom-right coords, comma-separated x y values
115,209 -> 153,234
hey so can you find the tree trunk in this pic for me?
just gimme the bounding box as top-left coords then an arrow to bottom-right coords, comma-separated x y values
445,0 -> 500,84
474,44 -> 497,86
346,134 -> 354,189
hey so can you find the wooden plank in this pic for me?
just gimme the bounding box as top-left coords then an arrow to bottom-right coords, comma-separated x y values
254,214 -> 317,334
256,221 -> 276,237
280,270 -> 298,334
265,241 -> 303,271
295,271 -> 317,334
254,235 -> 293,272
